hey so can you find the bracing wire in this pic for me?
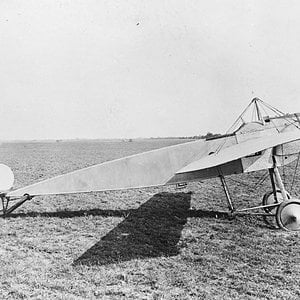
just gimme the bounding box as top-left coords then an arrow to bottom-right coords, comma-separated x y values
215,98 -> 300,154
253,171 -> 270,188
215,99 -> 256,153
227,170 -> 269,193
290,152 -> 300,193
258,98 -> 300,129
259,102 -> 280,132
257,99 -> 285,116
251,105 -> 256,122
282,148 -> 286,187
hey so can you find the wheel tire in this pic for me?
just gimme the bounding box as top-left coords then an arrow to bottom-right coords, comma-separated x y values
262,190 -> 291,214
276,199 -> 300,231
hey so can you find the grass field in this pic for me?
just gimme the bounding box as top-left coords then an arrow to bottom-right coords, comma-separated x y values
0,139 -> 299,299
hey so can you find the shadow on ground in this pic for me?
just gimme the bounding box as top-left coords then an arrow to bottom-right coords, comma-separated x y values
7,192 -> 229,266
74,192 -> 192,266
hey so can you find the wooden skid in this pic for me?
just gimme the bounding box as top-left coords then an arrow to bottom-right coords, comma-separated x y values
7,140 -> 204,197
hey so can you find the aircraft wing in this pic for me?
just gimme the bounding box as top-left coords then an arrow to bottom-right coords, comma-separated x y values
175,130 -> 300,176
7,140 -> 204,197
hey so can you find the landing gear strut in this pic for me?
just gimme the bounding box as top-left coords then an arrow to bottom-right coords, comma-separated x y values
218,157 -> 300,231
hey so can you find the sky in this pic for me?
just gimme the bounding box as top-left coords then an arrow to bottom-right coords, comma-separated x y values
1,0 -> 300,140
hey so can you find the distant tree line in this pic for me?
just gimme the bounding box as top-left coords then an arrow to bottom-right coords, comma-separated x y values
196,132 -> 222,139
150,132 -> 221,140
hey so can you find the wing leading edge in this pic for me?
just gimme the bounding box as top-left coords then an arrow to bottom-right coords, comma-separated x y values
174,130 -> 300,176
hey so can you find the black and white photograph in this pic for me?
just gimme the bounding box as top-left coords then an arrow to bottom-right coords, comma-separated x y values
0,1 -> 300,299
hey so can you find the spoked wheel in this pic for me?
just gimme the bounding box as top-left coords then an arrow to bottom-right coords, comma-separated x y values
276,199 -> 300,231
262,190 -> 291,228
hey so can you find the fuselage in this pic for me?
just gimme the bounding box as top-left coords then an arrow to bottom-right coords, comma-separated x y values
173,113 -> 300,182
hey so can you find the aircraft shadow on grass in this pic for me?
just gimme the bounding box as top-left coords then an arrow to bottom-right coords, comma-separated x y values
73,192 -> 228,266
9,192 -> 228,266
74,192 -> 192,266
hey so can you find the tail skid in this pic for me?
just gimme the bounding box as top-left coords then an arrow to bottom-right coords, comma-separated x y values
0,193 -> 32,216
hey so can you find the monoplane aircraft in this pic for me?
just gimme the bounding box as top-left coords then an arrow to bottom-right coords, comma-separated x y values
1,98 -> 300,230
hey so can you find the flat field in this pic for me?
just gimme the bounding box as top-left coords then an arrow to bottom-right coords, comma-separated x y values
0,139 -> 299,299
